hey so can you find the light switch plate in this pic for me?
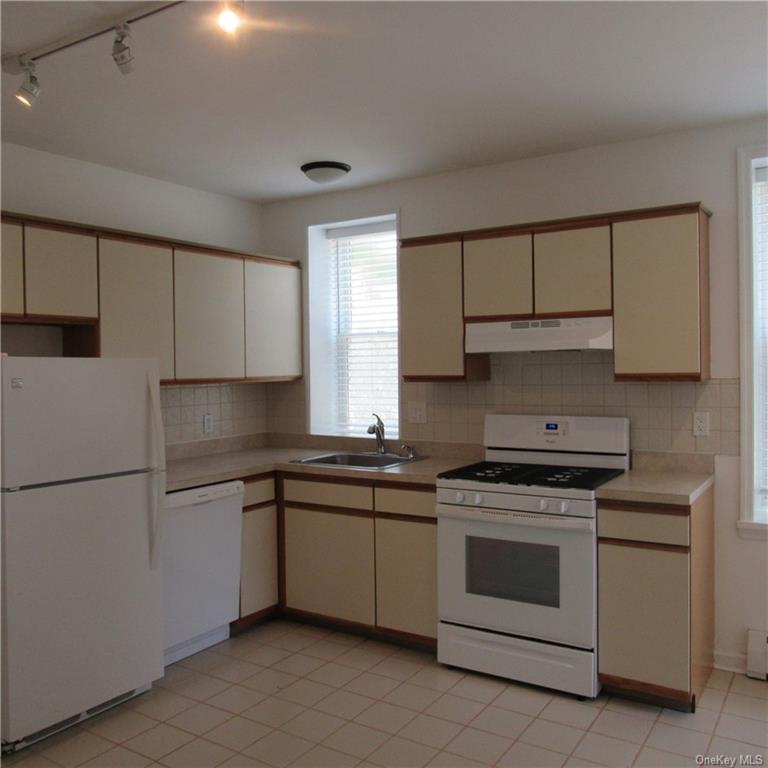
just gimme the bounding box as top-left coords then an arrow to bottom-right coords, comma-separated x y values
693,411 -> 710,437
204,413 -> 214,434
407,401 -> 427,424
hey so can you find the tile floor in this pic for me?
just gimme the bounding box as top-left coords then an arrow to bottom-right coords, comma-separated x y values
4,620 -> 767,768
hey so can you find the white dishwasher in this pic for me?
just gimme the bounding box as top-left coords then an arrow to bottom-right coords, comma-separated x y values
161,480 -> 244,665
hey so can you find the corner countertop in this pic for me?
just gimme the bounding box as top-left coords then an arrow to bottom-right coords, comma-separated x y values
166,447 -> 465,492
596,470 -> 714,507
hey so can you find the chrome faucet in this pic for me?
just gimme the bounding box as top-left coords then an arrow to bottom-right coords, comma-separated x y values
367,413 -> 386,454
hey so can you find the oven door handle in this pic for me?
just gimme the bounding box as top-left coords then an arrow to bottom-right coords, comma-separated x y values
437,505 -> 595,532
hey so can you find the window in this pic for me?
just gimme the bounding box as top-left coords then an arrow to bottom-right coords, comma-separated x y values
308,216 -> 399,438
738,146 -> 768,535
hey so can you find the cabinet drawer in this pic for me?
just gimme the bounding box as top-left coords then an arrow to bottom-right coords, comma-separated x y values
243,477 -> 275,507
283,478 -> 373,510
375,487 -> 436,518
598,507 -> 689,547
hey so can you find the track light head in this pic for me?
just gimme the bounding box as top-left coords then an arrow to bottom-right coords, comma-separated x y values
15,57 -> 40,107
112,23 -> 134,75
218,6 -> 241,33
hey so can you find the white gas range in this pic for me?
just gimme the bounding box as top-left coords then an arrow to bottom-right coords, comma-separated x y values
436,414 -> 630,698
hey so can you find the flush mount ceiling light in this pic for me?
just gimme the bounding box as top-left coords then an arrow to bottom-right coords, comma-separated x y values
15,57 -> 40,107
112,24 -> 134,75
300,161 -> 352,185
218,4 -> 242,34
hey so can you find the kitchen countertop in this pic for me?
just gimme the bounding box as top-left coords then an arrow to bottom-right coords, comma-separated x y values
596,470 -> 714,506
166,447 -> 464,491
167,446 -> 714,505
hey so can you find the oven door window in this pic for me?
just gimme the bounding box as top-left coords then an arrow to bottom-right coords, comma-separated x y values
465,536 -> 560,608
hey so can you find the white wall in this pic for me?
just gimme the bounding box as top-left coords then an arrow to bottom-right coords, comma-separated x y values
1,143 -> 262,253
260,116 -> 768,671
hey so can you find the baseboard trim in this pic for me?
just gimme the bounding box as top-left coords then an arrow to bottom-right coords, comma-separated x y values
714,650 -> 747,674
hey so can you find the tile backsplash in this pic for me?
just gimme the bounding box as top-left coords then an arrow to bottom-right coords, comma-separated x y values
160,383 -> 267,444
401,351 -> 739,455
162,351 -> 739,456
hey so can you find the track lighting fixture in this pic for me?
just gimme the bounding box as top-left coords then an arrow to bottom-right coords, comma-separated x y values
112,24 -> 134,75
15,57 -> 40,108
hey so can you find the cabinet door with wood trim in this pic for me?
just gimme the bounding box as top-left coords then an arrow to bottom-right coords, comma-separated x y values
241,504 -> 278,617
1,222 -> 24,315
463,234 -> 532,319
612,212 -> 708,379
245,260 -> 302,379
99,239 -> 175,380
534,226 -> 611,316
400,241 -> 464,378
284,506 -> 375,624
174,250 -> 245,380
375,517 -> 437,639
25,227 -> 98,319
599,541 -> 690,692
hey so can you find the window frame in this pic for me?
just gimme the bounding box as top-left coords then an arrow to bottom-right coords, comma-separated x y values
737,143 -> 768,539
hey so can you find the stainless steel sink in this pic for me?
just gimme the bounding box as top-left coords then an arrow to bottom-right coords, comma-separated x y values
292,452 -> 417,469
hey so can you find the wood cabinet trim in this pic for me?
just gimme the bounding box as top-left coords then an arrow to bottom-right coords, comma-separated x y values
399,202 -> 710,249
598,673 -> 693,712
614,373 -> 703,382
1,313 -> 99,326
230,605 -> 279,636
598,536 -> 689,554
279,471 -> 375,488
173,377 -> 249,384
284,501 -> 374,519
374,480 -> 437,492
243,500 -> 276,513
698,209 -> 711,381
1,211 -> 299,269
242,472 -> 276,483
464,313 -> 535,323
598,500 -> 691,516
375,511 -> 437,525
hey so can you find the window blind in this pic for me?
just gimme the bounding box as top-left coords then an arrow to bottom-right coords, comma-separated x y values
328,228 -> 399,438
754,162 -> 768,518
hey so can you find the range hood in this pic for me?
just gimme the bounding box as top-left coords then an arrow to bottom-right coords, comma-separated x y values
465,316 -> 613,353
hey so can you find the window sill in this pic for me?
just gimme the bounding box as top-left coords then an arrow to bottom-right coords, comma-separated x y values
737,519 -> 768,540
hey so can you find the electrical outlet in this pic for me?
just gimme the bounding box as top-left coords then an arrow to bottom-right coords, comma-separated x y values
693,411 -> 710,437
204,413 -> 214,434
407,401 -> 427,424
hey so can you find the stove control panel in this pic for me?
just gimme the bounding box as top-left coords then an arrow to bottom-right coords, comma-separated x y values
438,488 -> 594,518
537,420 -> 568,437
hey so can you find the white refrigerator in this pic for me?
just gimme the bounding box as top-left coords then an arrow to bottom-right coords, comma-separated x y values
1,357 -> 166,750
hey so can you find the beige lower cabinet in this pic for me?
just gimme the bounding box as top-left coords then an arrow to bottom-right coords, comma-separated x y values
174,249 -> 245,380
245,260 -> 302,379
2,222 -> 24,315
240,504 -> 278,617
284,506 -> 375,624
597,488 -> 714,711
25,226 -> 98,318
99,238 -> 175,380
375,518 -> 437,639
612,209 -> 709,379
599,541 -> 690,692
400,240 -> 465,378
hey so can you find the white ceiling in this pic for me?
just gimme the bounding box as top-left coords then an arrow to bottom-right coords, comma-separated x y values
1,1 -> 766,203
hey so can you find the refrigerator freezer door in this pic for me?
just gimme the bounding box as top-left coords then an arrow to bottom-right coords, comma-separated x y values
1,357 -> 164,488
1,473 -> 163,742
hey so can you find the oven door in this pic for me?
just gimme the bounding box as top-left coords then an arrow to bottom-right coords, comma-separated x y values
437,504 -> 596,649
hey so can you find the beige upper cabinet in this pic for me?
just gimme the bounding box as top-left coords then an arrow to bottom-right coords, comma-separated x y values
99,239 -> 175,380
1,222 -> 24,315
400,241 -> 464,378
174,250 -> 245,380
25,226 -> 98,318
612,211 -> 709,379
534,226 -> 611,315
464,234 -> 533,318
245,260 -> 302,379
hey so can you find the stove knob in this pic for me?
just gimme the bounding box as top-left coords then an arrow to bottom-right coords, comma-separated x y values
474,493 -> 483,505
560,501 -> 569,514
456,492 -> 465,503
538,499 -> 549,511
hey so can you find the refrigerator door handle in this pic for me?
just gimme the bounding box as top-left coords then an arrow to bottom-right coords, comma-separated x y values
149,469 -> 165,571
148,371 -> 166,473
